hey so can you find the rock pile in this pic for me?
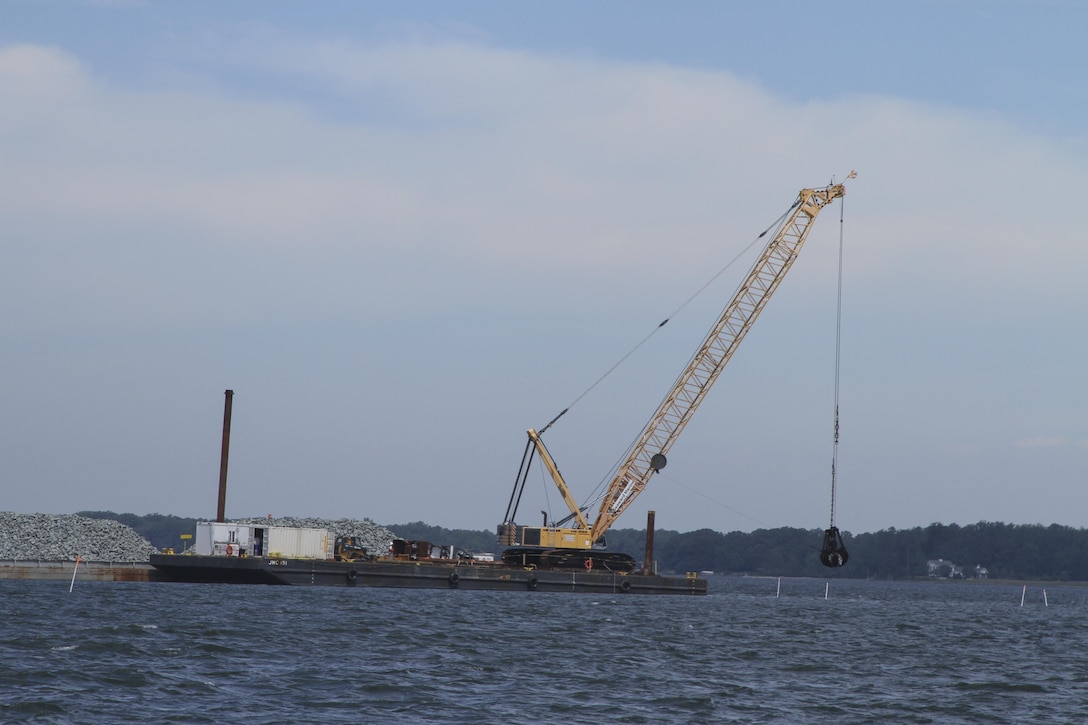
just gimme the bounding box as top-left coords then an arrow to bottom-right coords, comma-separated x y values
232,516 -> 398,556
0,513 -> 400,563
0,512 -> 158,562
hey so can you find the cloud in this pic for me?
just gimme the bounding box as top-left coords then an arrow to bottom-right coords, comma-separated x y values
1015,437 -> 1069,449
0,43 -> 88,98
2,36 -> 1085,364
3,36 -> 1086,341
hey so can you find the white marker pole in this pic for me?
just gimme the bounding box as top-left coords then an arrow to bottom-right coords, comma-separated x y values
69,555 -> 82,593
1020,584 -> 1027,607
1043,589 -> 1049,607
776,577 -> 781,598
824,582 -> 829,600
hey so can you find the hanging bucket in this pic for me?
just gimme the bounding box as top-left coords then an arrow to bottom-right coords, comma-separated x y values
819,526 -> 849,568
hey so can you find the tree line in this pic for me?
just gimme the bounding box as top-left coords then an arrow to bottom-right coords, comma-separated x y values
354,521 -> 1088,581
80,512 -> 1088,581
603,521 -> 1088,581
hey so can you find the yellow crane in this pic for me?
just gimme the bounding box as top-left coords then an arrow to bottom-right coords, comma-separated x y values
499,182 -> 847,569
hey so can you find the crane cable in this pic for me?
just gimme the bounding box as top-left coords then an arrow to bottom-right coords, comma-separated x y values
819,187 -> 850,568
829,196 -> 845,530
537,200 -> 801,436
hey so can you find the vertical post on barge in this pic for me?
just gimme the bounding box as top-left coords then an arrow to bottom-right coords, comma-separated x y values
642,510 -> 656,576
216,389 -> 234,523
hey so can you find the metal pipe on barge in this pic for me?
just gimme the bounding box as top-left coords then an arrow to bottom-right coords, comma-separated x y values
216,389 -> 233,523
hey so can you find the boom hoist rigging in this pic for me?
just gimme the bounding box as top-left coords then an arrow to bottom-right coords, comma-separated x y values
499,181 -> 849,571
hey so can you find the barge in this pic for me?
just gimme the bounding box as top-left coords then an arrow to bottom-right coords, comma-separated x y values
149,552 -> 705,594
149,521 -> 706,594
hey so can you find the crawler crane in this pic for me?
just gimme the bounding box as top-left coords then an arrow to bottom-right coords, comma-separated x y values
498,182 -> 847,570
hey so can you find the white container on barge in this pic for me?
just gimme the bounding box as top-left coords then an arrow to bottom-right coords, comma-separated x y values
266,526 -> 331,559
194,522 -> 331,559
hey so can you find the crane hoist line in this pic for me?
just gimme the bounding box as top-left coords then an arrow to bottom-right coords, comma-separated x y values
498,182 -> 848,572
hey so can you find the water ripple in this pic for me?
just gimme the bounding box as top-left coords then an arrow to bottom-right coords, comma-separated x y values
3,578 -> 1088,723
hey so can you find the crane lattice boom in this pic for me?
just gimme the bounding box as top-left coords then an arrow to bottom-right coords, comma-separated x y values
588,183 -> 846,542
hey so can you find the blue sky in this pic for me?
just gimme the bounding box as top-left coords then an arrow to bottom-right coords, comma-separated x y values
2,0 -> 1085,537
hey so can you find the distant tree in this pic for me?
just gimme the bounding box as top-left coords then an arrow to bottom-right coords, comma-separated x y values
76,512 -> 1088,580
77,511 -> 197,552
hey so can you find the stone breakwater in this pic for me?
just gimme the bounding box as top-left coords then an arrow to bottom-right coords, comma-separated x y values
233,516 -> 398,557
0,512 -> 158,562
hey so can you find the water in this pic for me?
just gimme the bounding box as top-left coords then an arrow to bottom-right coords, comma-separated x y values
3,577 -> 1087,723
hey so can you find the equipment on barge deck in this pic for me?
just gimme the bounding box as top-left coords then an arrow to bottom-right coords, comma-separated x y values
499,182 -> 848,565
333,535 -> 372,562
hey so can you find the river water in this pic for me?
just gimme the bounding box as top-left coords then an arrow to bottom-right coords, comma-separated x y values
2,576 -> 1086,723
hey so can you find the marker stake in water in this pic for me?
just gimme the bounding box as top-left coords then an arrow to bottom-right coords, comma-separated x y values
69,555 -> 82,593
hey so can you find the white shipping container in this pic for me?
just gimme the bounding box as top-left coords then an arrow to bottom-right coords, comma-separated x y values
191,522 -> 330,558
266,526 -> 331,559
194,522 -> 253,556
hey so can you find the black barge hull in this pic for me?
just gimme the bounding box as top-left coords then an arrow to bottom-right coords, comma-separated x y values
149,554 -> 706,595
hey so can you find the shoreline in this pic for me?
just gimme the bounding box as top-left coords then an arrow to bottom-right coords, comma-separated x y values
6,561 -> 1088,590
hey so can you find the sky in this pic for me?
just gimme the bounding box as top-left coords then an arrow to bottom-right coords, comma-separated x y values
2,0 -> 1086,537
